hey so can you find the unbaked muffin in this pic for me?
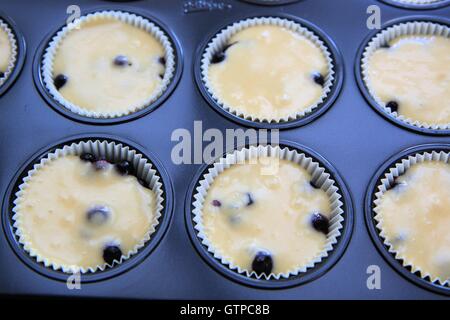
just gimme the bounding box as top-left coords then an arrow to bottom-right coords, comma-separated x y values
366,35 -> 450,126
46,13 -> 171,117
201,157 -> 332,276
375,161 -> 450,283
206,23 -> 330,122
0,25 -> 11,79
13,153 -> 156,272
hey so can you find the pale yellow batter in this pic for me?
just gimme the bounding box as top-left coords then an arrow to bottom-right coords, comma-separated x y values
52,18 -> 165,113
376,161 -> 450,282
15,155 -> 155,270
367,35 -> 450,125
208,25 -> 328,121
202,157 -> 331,275
0,26 -> 11,76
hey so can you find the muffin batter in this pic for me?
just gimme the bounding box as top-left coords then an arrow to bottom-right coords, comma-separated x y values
207,25 -> 329,121
367,35 -> 450,125
52,18 -> 165,113
375,161 -> 450,282
15,155 -> 155,271
202,157 -> 332,275
0,26 -> 11,77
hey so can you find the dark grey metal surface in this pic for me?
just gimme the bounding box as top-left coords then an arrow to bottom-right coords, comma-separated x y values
0,0 -> 449,299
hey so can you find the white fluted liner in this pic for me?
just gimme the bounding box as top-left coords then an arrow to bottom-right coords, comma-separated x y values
0,19 -> 18,86
361,21 -> 450,131
192,145 -> 345,280
201,17 -> 335,124
12,140 -> 165,274
41,11 -> 176,119
373,150 -> 450,286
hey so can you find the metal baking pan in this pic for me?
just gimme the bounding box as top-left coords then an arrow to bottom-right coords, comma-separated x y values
0,0 -> 449,299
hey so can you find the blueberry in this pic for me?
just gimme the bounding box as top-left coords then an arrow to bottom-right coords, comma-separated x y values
228,214 -> 241,225
386,177 -> 407,191
386,101 -> 399,113
80,153 -> 96,162
312,72 -> 325,87
115,160 -> 133,175
309,180 -> 320,189
212,199 -> 222,207
393,232 -> 407,243
0,71 -> 4,78
86,205 -> 110,225
246,193 -> 254,206
252,251 -> 273,275
138,178 -> 149,188
211,51 -> 226,64
54,74 -> 68,90
311,212 -> 329,235
386,179 -> 397,191
158,56 -> 166,79
211,42 -> 236,64
228,192 -> 254,210
103,245 -> 122,265
94,159 -> 111,171
113,55 -> 131,67
380,43 -> 391,49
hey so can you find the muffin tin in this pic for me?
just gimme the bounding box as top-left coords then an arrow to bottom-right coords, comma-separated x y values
0,0 -> 449,299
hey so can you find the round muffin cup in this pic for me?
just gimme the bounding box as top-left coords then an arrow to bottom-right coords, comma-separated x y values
40,10 -> 177,119
365,144 -> 450,295
0,11 -> 25,97
12,140 -> 164,274
379,0 -> 450,10
196,15 -> 343,129
373,150 -> 450,287
0,18 -> 18,87
201,16 -> 335,123
356,16 -> 450,135
2,135 -> 173,282
185,141 -> 354,288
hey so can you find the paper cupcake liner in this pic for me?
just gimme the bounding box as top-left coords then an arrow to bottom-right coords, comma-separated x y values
11,139 -> 165,274
41,10 -> 176,119
0,18 -> 18,86
361,21 -> 450,131
373,150 -> 450,287
200,17 -> 335,124
192,145 -> 345,280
